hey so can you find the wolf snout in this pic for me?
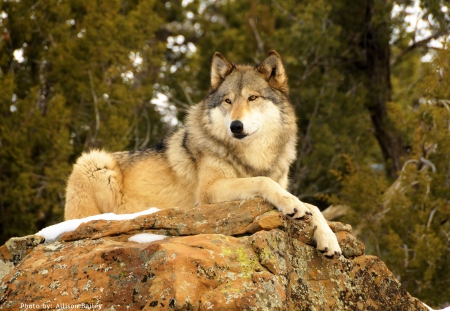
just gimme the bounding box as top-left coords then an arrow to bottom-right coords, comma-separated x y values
230,120 -> 244,134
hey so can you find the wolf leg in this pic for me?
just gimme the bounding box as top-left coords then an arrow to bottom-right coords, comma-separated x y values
199,176 -> 311,218
304,203 -> 342,258
199,176 -> 341,258
64,150 -> 122,220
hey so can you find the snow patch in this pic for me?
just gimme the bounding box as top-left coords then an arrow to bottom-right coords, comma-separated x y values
128,233 -> 167,244
13,49 -> 25,63
36,207 -> 161,242
422,302 -> 450,311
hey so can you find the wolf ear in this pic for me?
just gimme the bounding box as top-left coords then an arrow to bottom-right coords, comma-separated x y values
211,52 -> 235,90
257,50 -> 288,93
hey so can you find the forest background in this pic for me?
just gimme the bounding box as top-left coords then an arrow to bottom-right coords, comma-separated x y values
1,0 -> 449,307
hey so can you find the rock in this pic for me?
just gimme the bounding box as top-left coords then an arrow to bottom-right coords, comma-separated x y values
0,235 -> 44,281
0,198 -> 427,311
58,198 -> 276,242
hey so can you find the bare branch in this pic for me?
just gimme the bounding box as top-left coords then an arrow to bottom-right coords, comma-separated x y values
420,157 -> 436,173
164,92 -> 190,111
290,98 -> 321,192
390,29 -> 450,66
29,1 -> 42,11
403,244 -> 409,268
139,106 -> 151,149
123,117 -> 139,141
427,206 -> 438,229
299,55 -> 326,83
88,70 -> 100,145
178,82 -> 194,106
134,107 -> 140,150
297,87 -> 322,161
270,0 -> 298,21
322,205 -> 350,221
248,18 -> 265,56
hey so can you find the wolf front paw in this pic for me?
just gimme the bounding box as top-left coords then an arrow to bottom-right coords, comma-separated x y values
275,195 -> 313,220
315,225 -> 342,259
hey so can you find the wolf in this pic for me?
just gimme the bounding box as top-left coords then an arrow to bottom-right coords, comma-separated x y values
64,51 -> 341,258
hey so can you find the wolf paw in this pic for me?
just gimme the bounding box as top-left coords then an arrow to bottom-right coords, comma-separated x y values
276,195 -> 312,220
315,225 -> 342,259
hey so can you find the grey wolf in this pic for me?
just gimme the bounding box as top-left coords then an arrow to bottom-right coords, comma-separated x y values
64,51 -> 341,258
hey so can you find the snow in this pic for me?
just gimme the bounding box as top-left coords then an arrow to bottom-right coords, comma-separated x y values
433,306 -> 450,311
151,92 -> 179,126
391,0 -> 449,62
35,207 -> 161,242
423,302 -> 450,311
13,49 -> 25,63
128,233 -> 167,244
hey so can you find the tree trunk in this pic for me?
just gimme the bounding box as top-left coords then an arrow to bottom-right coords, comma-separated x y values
361,0 -> 407,179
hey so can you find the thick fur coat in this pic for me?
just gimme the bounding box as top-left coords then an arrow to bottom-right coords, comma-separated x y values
64,51 -> 341,258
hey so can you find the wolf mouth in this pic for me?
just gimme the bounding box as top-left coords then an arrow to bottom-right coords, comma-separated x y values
233,133 -> 248,139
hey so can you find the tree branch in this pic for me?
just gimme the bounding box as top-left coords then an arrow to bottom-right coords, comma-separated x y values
390,29 -> 450,66
88,70 -> 100,146
248,18 -> 265,56
178,82 -> 194,106
270,0 -> 298,21
322,204 -> 350,221
139,105 -> 151,149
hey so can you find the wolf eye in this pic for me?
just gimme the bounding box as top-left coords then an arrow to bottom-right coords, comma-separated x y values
225,98 -> 232,104
248,95 -> 258,101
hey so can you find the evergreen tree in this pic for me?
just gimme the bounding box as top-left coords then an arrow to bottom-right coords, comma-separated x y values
337,47 -> 450,306
0,0 -> 168,243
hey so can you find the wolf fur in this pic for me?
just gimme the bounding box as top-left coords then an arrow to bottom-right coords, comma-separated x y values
65,51 -> 341,257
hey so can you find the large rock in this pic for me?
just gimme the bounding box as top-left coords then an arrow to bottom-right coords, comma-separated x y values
0,198 -> 427,310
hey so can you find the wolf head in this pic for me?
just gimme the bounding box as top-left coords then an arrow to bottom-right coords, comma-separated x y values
204,51 -> 293,142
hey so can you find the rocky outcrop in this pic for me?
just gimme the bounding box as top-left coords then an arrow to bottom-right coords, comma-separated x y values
0,198 -> 427,310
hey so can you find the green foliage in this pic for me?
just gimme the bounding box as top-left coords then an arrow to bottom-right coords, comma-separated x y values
0,0 -> 168,243
0,75 -> 72,237
334,47 -> 450,306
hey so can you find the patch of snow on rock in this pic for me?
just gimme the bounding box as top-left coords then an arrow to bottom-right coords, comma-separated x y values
128,233 -> 167,244
36,207 -> 161,242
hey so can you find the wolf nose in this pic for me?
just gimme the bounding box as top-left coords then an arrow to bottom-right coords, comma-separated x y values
230,120 -> 244,134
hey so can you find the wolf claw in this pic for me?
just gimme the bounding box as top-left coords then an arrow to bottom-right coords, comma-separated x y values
319,247 -> 329,253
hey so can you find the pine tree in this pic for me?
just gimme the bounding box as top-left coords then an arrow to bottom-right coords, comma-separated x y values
0,0 -> 168,243
337,47 -> 450,306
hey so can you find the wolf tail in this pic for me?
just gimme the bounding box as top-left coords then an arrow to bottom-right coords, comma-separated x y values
64,150 -> 122,220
